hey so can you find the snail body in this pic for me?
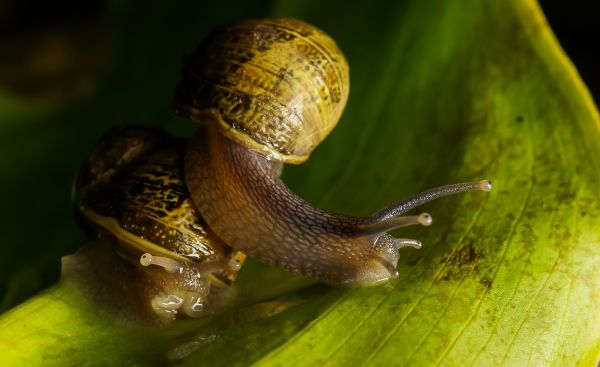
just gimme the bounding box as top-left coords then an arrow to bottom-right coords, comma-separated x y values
75,126 -> 244,318
178,19 -> 492,287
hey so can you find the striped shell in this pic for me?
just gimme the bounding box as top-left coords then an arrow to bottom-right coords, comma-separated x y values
75,126 -> 244,285
174,18 -> 350,164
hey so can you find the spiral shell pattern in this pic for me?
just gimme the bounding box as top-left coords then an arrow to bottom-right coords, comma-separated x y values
175,18 -> 350,163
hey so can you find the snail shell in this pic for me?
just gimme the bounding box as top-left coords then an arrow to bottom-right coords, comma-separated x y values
175,18 -> 349,163
75,126 -> 244,318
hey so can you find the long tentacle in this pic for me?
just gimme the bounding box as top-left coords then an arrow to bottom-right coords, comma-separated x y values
370,180 -> 492,222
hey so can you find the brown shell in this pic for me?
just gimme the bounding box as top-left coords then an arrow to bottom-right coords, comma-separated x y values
76,127 -> 244,285
174,18 -> 350,164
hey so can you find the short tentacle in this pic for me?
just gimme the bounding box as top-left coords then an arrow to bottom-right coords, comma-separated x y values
182,294 -> 205,317
151,294 -> 184,319
394,238 -> 422,250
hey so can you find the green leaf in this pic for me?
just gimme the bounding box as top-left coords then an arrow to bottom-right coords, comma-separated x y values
1,0 -> 599,366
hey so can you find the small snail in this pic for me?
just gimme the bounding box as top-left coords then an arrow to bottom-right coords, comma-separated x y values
75,126 -> 245,319
177,18 -> 492,286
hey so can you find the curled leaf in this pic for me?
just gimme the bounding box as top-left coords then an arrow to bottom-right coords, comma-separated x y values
0,0 -> 598,366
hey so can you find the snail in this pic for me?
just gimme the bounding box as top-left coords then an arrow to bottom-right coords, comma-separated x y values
74,126 -> 245,319
176,18 -> 492,287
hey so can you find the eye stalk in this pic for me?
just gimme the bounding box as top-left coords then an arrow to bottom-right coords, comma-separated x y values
140,253 -> 183,274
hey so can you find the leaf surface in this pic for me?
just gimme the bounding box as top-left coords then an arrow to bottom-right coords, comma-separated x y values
0,0 -> 598,366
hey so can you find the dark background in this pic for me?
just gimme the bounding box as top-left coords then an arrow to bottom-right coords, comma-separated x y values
542,1 -> 600,103
2,2 -> 598,102
0,0 -> 598,311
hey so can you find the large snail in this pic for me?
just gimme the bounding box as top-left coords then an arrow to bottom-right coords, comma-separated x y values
176,18 -> 491,287
75,126 -> 245,319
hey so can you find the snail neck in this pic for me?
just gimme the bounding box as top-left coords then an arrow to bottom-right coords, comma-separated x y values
185,126 -> 361,236
185,127 -> 390,286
